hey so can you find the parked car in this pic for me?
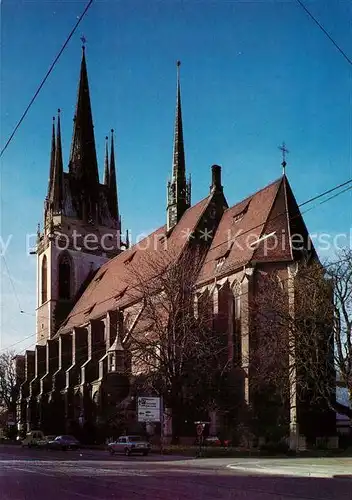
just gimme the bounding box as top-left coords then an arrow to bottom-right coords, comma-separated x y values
21,430 -> 45,448
37,435 -> 57,448
108,435 -> 151,456
46,435 -> 80,450
204,436 -> 222,446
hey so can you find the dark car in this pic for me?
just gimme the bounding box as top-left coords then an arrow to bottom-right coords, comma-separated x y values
47,435 -> 80,450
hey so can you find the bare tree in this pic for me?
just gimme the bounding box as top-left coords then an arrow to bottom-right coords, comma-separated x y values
0,350 -> 23,416
251,250 -> 352,422
125,247 -> 228,442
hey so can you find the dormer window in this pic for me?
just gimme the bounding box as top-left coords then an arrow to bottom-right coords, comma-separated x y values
94,270 -> 106,283
233,212 -> 244,223
115,286 -> 127,301
232,201 -> 250,224
84,304 -> 95,317
215,243 -> 233,271
124,251 -> 136,265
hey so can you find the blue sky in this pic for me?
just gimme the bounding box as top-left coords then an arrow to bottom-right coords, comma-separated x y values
0,0 -> 351,351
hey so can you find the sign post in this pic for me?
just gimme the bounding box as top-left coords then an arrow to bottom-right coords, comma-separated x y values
160,396 -> 164,454
194,421 -> 210,458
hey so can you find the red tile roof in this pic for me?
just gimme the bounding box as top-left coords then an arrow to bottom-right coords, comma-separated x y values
197,177 -> 286,284
58,195 -> 212,334
58,175 -> 302,333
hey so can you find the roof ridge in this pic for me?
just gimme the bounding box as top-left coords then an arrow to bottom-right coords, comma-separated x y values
225,176 -> 283,213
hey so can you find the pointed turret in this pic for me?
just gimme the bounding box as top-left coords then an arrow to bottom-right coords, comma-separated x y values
103,136 -> 110,186
50,109 -> 63,213
108,129 -> 119,221
167,61 -> 191,231
47,117 -> 56,197
69,46 -> 99,220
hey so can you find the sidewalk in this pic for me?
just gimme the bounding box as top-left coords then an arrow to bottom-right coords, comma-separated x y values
226,457 -> 352,479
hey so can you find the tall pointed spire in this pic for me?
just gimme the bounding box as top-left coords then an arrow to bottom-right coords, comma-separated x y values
108,129 -> 119,221
50,109 -> 63,213
103,136 -> 110,186
47,117 -> 56,197
167,61 -> 191,232
172,61 -> 186,181
69,46 -> 99,220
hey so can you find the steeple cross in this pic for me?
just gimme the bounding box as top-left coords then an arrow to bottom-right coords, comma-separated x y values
80,35 -> 87,50
278,142 -> 289,174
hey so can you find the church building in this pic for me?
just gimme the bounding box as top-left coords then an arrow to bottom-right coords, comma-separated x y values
15,47 -> 335,445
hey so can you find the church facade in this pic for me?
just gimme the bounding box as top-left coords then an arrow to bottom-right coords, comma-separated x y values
15,48 -> 335,444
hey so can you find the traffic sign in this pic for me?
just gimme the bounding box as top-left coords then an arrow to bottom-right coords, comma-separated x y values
196,424 -> 204,436
137,397 -> 161,423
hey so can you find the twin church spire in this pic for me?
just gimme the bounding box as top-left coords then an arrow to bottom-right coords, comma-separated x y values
46,47 -> 120,231
46,49 -> 190,236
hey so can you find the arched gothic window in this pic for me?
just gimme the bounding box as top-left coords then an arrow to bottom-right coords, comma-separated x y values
41,255 -> 48,304
58,253 -> 71,300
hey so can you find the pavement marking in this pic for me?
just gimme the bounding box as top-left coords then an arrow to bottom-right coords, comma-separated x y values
60,490 -> 105,499
226,461 -> 352,479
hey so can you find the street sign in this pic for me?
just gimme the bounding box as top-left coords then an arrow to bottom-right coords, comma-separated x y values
137,397 -> 161,423
7,413 -> 15,426
196,424 -> 204,436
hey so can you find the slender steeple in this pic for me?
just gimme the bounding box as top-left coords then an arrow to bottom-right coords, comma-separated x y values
167,61 -> 191,231
172,61 -> 186,181
103,136 -> 110,186
47,117 -> 56,197
108,129 -> 119,222
69,46 -> 99,220
50,109 -> 63,213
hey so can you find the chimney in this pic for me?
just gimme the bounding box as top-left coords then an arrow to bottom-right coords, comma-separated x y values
210,164 -> 222,193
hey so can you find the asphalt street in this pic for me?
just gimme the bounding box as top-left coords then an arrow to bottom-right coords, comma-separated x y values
0,446 -> 351,500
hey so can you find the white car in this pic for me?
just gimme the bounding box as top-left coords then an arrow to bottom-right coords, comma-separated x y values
21,430 -> 45,448
108,435 -> 151,456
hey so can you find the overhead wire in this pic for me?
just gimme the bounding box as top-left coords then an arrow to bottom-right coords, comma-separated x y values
2,179 -> 351,353
0,0 -> 94,158
10,177 -> 352,322
295,0 -> 352,67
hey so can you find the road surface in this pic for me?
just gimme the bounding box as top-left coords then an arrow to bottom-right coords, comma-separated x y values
0,446 -> 351,500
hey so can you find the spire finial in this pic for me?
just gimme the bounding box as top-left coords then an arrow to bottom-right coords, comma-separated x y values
80,35 -> 86,51
278,142 -> 289,175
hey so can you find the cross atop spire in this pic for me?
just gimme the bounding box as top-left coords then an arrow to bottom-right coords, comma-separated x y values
80,35 -> 87,50
278,142 -> 289,175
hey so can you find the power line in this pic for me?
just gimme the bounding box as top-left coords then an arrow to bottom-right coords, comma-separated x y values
0,0 -> 94,158
0,332 -> 38,353
303,184 -> 352,214
8,176 -> 352,323
15,177 -> 352,326
295,0 -> 352,67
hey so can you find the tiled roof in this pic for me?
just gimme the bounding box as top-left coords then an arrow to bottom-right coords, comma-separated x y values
197,176 -> 293,285
58,195 -> 212,334
58,175 -> 303,334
